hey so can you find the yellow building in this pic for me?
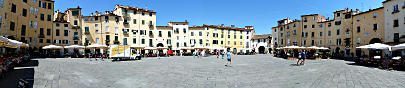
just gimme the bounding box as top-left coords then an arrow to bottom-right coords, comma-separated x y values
272,7 -> 385,58
0,0 -> 54,53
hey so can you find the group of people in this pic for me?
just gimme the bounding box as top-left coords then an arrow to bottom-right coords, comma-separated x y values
193,50 -> 206,58
297,50 -> 308,66
0,54 -> 30,79
87,53 -> 107,61
215,50 -> 232,67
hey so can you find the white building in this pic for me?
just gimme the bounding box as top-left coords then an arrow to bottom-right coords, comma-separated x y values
251,34 -> 272,54
383,0 -> 405,43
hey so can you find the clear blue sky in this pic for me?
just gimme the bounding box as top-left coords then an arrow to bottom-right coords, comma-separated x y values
54,0 -> 385,35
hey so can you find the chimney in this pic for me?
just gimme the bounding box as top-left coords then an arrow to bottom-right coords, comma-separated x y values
231,25 -> 235,28
221,24 -> 224,27
185,20 -> 187,22
105,11 -> 109,15
91,13 -> 93,16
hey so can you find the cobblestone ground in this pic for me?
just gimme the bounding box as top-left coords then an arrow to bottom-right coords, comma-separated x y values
2,54 -> 405,88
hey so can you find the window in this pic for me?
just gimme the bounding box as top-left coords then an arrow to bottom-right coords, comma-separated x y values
357,26 -> 361,32
124,38 -> 128,45
199,31 -> 202,36
319,24 -> 323,27
0,16 -> 2,28
335,30 -> 340,35
0,0 -> 3,8
133,19 -> 136,24
21,25 -> 26,36
47,3 -> 52,9
357,17 -> 360,21
142,20 -> 145,25
74,20 -> 78,25
64,30 -> 68,36
11,4 -> 16,13
105,35 -> 110,41
373,24 -> 378,30
293,30 -> 296,35
105,26 -> 109,32
64,24 -> 68,27
95,30 -> 99,34
115,36 -> 119,41
191,32 -> 194,36
115,17 -> 119,22
115,27 -> 119,33
394,5 -> 399,12
56,29 -> 60,36
304,25 -> 307,28
336,13 -> 340,17
47,15 -> 51,21
346,28 -> 350,34
158,31 -> 162,37
30,7 -> 33,13
199,39 -> 203,44
320,32 -> 323,36
34,22 -> 37,28
168,31 -> 171,37
39,28 -> 44,35
47,39 -> 51,43
10,21 -> 15,31
373,13 -> 378,18
311,40 -> 314,45
47,29 -> 51,35
39,39 -> 43,43
183,28 -> 186,33
94,38 -> 99,43
335,21 -> 341,25
141,39 -> 145,44
394,19 -> 399,27
22,9 -> 27,17
35,8 -> 38,15
85,27 -> 90,33
312,25 -> 315,28
72,10 -> 79,16
394,33 -> 400,43
167,39 -> 171,44
40,14 -> 44,21
311,32 -> 314,37
357,38 -> 361,44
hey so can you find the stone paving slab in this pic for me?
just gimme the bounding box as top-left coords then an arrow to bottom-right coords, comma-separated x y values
2,54 -> 405,88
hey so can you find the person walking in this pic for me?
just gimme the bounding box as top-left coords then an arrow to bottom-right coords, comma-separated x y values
216,50 -> 220,59
297,50 -> 302,65
225,51 -> 232,67
221,51 -> 225,59
301,50 -> 307,65
157,51 -> 160,59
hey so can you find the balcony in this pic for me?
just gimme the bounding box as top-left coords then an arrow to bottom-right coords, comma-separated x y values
113,40 -> 120,44
123,31 -> 129,35
71,26 -> 80,29
38,34 -> 45,38
392,10 -> 400,14
84,32 -> 90,35
123,21 -> 129,26
73,37 -> 80,40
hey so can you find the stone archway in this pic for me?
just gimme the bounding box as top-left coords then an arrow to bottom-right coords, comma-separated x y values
157,43 -> 164,47
259,46 -> 265,54
369,38 -> 382,44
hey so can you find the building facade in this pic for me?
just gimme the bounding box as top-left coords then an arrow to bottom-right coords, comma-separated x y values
251,34 -> 271,54
0,0 -> 54,53
272,7 -> 385,57
383,0 -> 405,44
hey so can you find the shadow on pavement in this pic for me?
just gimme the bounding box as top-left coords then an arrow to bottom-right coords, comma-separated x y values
0,59 -> 38,88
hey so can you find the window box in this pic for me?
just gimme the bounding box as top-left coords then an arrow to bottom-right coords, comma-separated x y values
392,10 -> 400,14
84,32 -> 91,35
38,34 -> 45,38
113,40 -> 120,44
73,37 -> 80,40
71,26 -> 80,29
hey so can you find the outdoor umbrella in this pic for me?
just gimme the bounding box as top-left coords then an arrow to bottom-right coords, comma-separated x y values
365,43 -> 391,50
86,44 -> 108,49
392,43 -> 405,50
42,45 -> 63,49
65,45 -> 85,49
130,45 -> 145,49
307,46 -> 321,49
144,47 -> 157,50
